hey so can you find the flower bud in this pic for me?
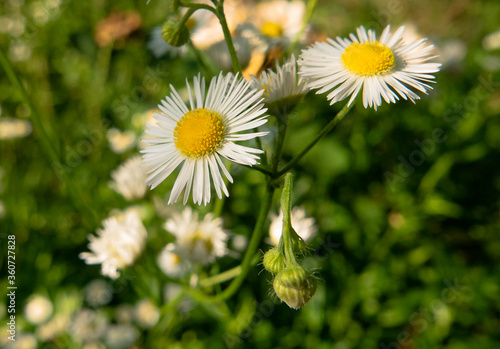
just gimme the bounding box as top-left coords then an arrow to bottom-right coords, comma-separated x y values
273,269 -> 317,309
263,248 -> 286,275
161,20 -> 190,47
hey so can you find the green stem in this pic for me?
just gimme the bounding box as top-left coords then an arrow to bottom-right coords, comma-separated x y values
199,254 -> 261,288
287,0 -> 319,55
272,119 -> 288,173
277,102 -> 353,176
190,184 -> 275,303
215,0 -> 241,74
280,173 -> 298,264
0,49 -> 98,227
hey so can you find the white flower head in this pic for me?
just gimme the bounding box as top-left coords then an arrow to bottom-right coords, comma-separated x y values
109,156 -> 148,201
165,207 -> 228,264
299,25 -> 441,110
36,314 -> 70,341
85,279 -> 113,307
157,243 -> 189,278
252,0 -> 305,44
0,117 -> 32,140
252,55 -> 308,117
104,324 -> 139,349
141,73 -> 268,205
134,299 -> 160,329
24,295 -> 53,325
80,210 -> 147,279
68,309 -> 108,343
107,128 -> 137,154
269,206 -> 317,246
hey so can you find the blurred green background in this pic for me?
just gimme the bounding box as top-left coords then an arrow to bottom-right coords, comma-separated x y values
1,0 -> 500,348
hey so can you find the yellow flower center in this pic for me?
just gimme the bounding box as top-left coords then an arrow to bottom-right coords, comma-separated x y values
174,108 -> 224,158
185,17 -> 196,31
341,41 -> 395,76
191,231 -> 214,254
261,22 -> 283,37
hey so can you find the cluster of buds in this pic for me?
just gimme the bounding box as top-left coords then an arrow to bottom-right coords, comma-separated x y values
263,174 -> 318,309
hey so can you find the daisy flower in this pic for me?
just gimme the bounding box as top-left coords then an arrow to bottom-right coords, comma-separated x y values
157,243 -> 189,278
299,25 -> 441,110
269,206 -> 317,246
147,25 -> 188,58
109,156 -> 148,201
142,73 -> 268,205
0,117 -> 32,140
252,0 -> 305,45
164,207 -> 228,265
251,55 -> 308,117
80,210 -> 147,279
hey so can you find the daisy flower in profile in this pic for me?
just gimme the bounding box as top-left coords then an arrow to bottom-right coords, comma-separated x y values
109,156 -> 148,201
299,25 -> 441,110
80,210 -> 147,279
269,206 -> 317,246
165,207 -> 228,265
142,73 -> 268,205
251,55 -> 308,118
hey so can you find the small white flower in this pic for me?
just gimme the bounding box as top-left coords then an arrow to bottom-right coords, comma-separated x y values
483,28 -> 500,51
114,304 -> 134,324
80,210 -> 147,279
134,299 -> 160,329
0,117 -> 32,140
24,295 -> 53,325
299,25 -> 441,110
142,73 -> 268,205
68,309 -> 108,343
85,280 -> 113,307
252,0 -> 305,44
109,156 -> 148,201
165,207 -> 228,264
252,55 -> 308,117
107,128 -> 136,154
269,207 -> 317,246
36,314 -> 70,341
104,324 -> 139,349
157,243 -> 189,278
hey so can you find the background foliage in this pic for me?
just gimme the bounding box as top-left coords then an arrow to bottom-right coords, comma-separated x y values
1,0 -> 500,348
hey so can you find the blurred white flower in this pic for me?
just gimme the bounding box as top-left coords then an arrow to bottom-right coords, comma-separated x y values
252,0 -> 305,45
437,39 -> 466,69
105,324 -> 139,349
134,299 -> 160,329
231,234 -> 248,252
114,304 -> 134,324
106,128 -> 136,154
85,279 -> 113,307
36,314 -> 70,341
165,207 -> 229,264
157,243 -> 189,278
483,28 -> 500,51
8,333 -> 37,349
0,117 -> 32,140
80,209 -> 147,279
24,295 -> 53,325
269,206 -> 317,246
68,309 -> 108,343
109,156 -> 148,201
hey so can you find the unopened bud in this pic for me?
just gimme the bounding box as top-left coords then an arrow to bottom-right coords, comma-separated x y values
273,267 -> 317,309
263,248 -> 286,275
161,20 -> 190,47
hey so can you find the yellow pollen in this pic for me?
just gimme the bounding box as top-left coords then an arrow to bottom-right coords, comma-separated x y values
174,108 -> 224,158
341,41 -> 395,76
191,231 -> 213,254
261,22 -> 283,37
